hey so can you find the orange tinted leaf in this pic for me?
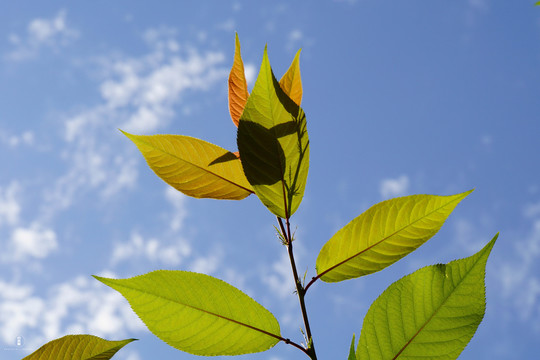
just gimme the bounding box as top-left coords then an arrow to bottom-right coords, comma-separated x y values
123,131 -> 253,200
279,49 -> 302,106
228,33 -> 249,127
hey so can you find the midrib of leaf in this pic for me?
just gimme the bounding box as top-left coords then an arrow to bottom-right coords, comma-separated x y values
113,281 -> 282,342
391,245 -> 489,360
264,65 -> 289,219
319,195 -> 467,280
138,135 -> 253,194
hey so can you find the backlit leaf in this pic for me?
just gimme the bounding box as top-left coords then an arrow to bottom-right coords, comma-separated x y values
228,33 -> 249,127
123,131 -> 253,200
357,234 -> 498,360
348,334 -> 356,360
237,47 -> 309,218
316,190 -> 472,282
23,335 -> 135,360
94,271 -> 281,356
279,49 -> 303,106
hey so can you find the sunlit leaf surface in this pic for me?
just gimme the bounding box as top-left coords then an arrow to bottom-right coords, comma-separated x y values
316,191 -> 473,282
348,334 -> 357,360
228,33 -> 249,127
123,131 -> 253,200
357,234 -> 498,360
237,47 -> 309,218
94,270 -> 281,356
279,49 -> 303,106
23,335 -> 135,360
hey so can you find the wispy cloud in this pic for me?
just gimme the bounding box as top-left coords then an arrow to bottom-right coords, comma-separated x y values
110,231 -> 191,267
0,182 -> 59,266
0,131 -> 35,148
495,203 -> 540,330
262,252 -> 295,300
0,182 -> 21,227
189,248 -> 223,275
5,10 -> 78,62
43,27 -> 229,219
9,224 -> 58,261
287,29 -> 303,50
499,219 -> 540,325
379,175 -> 410,199
0,274 -> 144,351
164,187 -> 188,232
260,243 -> 307,329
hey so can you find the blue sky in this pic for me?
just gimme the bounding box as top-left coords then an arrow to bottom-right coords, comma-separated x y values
1,1 -> 539,359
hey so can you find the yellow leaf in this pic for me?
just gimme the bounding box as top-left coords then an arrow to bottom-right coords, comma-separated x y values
123,131 -> 253,200
316,191 -> 473,282
279,49 -> 302,106
228,33 -> 249,127
23,335 -> 135,360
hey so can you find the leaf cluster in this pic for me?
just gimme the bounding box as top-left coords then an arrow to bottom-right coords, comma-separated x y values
26,34 -> 498,360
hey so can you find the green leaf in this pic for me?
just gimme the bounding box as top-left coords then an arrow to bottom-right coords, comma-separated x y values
237,47 -> 310,218
94,270 -> 281,356
228,33 -> 249,127
22,335 -> 136,360
122,131 -> 253,200
348,334 -> 357,360
357,233 -> 498,360
316,190 -> 473,283
279,49 -> 303,106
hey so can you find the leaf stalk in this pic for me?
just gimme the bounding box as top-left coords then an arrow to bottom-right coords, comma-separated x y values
278,217 -> 317,360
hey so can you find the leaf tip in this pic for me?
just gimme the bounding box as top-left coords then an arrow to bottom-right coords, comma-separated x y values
93,275 -> 114,287
487,232 -> 499,247
119,129 -> 136,141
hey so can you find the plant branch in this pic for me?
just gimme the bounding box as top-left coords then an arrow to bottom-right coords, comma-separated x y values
277,217 -> 317,360
304,275 -> 319,293
278,336 -> 311,357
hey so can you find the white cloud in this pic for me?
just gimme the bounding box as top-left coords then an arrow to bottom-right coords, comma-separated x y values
262,252 -> 295,300
10,224 -> 58,260
164,187 -> 187,232
258,245 -> 308,330
189,248 -> 223,275
117,351 -> 142,360
286,30 -> 303,51
524,201 -> 540,219
289,30 -> 303,42
481,134 -> 493,146
110,232 -> 191,267
216,19 -> 236,32
0,130 -> 35,148
116,51 -> 227,133
101,156 -> 138,199
379,175 -> 409,199
499,218 -> 540,326
5,10 -> 78,61
44,30 -> 228,218
0,181 -> 21,227
0,275 -> 144,350
110,187 -> 192,266
453,218 -> 487,253
244,63 -> 257,87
